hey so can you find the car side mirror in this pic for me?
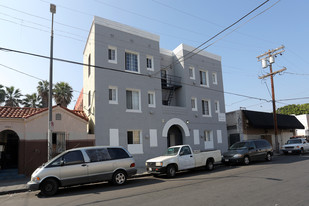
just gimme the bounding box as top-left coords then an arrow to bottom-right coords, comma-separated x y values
179,151 -> 184,156
60,160 -> 65,166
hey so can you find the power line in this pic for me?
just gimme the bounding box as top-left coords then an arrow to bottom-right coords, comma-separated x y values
0,63 -> 83,96
284,72 -> 309,76
277,97 -> 309,101
175,0 -> 280,69
174,0 -> 271,65
0,46 -> 270,103
151,0 -> 280,46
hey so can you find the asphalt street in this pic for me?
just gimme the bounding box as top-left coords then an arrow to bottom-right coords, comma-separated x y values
1,154 -> 309,206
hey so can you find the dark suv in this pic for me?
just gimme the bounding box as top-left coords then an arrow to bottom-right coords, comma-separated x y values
222,139 -> 273,165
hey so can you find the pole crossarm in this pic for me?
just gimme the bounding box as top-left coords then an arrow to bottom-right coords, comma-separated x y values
256,45 -> 285,154
258,67 -> 287,79
257,45 -> 285,61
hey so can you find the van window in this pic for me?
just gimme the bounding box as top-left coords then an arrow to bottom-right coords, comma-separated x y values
86,148 -> 111,162
255,140 -> 270,148
63,151 -> 84,165
249,141 -> 256,149
107,148 -> 130,160
254,141 -> 263,148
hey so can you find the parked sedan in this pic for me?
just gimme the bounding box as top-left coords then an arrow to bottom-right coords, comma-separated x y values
222,139 -> 273,165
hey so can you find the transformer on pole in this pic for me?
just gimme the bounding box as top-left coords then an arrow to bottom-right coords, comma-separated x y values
257,45 -> 286,153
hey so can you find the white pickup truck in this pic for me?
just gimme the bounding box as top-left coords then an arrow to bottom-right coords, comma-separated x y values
281,138 -> 309,154
145,145 -> 221,177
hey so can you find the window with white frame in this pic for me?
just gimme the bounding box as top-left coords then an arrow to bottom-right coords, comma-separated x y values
202,99 -> 211,116
125,51 -> 139,72
148,91 -> 156,107
215,101 -> 220,113
212,72 -> 218,85
199,70 -> 209,87
109,86 -> 118,104
127,130 -> 141,144
55,113 -> 61,120
204,130 -> 212,142
146,55 -> 154,71
191,97 -> 197,111
189,66 -> 195,79
108,46 -> 117,64
126,89 -> 141,111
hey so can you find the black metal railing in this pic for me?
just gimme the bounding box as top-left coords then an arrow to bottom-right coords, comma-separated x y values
161,73 -> 182,89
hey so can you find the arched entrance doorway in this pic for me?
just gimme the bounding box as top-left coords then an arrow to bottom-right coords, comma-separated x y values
162,118 -> 190,148
167,125 -> 183,147
0,130 -> 19,170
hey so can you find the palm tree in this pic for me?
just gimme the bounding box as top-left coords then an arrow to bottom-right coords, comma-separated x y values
53,82 -> 73,108
22,93 -> 41,108
37,80 -> 49,108
0,84 -> 5,105
4,86 -> 22,107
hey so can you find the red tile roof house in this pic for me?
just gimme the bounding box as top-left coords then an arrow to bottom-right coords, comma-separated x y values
0,105 -> 94,176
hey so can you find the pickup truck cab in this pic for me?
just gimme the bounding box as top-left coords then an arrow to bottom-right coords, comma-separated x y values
281,138 -> 309,154
145,145 -> 221,177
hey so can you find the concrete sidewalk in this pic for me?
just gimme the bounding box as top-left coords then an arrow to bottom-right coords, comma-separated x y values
0,167 -> 149,196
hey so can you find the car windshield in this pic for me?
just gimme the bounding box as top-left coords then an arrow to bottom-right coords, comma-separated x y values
287,139 -> 302,144
229,142 -> 250,150
44,151 -> 67,166
164,147 -> 180,156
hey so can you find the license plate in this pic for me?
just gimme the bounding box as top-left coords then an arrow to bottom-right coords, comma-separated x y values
225,159 -> 229,162
288,151 -> 292,153
148,168 -> 152,171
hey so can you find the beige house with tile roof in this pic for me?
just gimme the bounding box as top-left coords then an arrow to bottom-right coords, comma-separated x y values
0,105 -> 94,176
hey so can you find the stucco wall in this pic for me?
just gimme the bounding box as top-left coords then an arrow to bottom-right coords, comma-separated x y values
0,107 -> 91,175
84,17 -> 228,167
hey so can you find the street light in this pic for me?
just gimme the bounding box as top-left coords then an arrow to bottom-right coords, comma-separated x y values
48,4 -> 56,161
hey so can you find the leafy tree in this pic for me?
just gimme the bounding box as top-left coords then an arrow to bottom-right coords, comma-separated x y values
53,82 -> 73,108
277,103 -> 309,115
0,84 -> 5,105
37,80 -> 49,108
22,93 -> 41,108
4,86 -> 22,107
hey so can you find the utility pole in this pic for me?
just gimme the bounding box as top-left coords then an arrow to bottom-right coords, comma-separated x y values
48,4 -> 56,161
257,45 -> 286,153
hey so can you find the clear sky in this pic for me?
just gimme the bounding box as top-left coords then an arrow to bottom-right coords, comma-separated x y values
0,0 -> 308,112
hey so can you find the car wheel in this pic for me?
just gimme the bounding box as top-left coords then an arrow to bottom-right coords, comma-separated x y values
266,153 -> 272,161
40,178 -> 58,196
166,165 -> 176,178
113,170 -> 127,185
243,156 -> 250,165
206,159 -> 214,171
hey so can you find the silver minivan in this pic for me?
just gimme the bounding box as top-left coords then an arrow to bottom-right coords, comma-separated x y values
27,146 -> 137,196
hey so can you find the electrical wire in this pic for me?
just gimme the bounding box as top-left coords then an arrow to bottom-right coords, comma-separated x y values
151,0 -> 280,46
0,63 -> 83,96
174,0 -> 280,69
172,0 -> 271,66
0,46 -> 271,103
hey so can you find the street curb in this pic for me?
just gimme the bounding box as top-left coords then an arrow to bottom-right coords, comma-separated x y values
0,172 -> 150,196
0,189 -> 29,196
133,172 -> 151,178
